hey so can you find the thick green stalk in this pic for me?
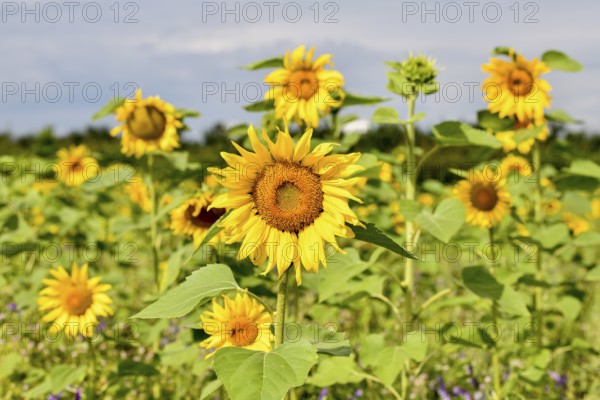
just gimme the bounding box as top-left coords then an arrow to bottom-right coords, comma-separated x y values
403,95 -> 417,321
488,227 -> 503,400
532,144 -> 544,346
274,268 -> 291,348
147,154 -> 160,290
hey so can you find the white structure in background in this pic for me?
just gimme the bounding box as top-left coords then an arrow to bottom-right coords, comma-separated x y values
341,119 -> 370,135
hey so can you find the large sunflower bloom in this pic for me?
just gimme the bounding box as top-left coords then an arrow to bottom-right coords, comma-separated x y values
209,124 -> 363,284
37,263 -> 113,338
55,144 -> 99,187
200,293 -> 272,358
110,89 -> 182,158
483,52 -> 551,122
265,45 -> 344,128
454,168 -> 512,228
170,194 -> 227,247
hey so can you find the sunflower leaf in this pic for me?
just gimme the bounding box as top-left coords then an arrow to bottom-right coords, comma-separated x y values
546,109 -> 580,124
477,110 -> 514,131
371,107 -> 404,125
432,121 -> 502,149
541,50 -> 583,72
462,266 -> 504,301
244,99 -> 275,112
241,56 -> 284,70
349,222 -> 417,259
214,339 -> 318,400
92,97 -> 126,120
342,93 -> 389,107
132,264 -> 240,319
184,210 -> 231,265
415,198 -> 466,243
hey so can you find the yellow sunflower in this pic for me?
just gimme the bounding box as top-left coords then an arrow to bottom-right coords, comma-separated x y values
124,175 -> 152,212
542,198 -> 562,216
482,51 -> 551,122
110,89 -> 182,158
454,168 -> 512,228
209,124 -> 363,284
170,194 -> 227,247
499,154 -> 532,177
37,263 -> 113,338
562,212 -> 590,236
264,45 -> 344,128
200,293 -> 272,358
495,117 -> 549,155
55,144 -> 99,187
378,162 -> 393,183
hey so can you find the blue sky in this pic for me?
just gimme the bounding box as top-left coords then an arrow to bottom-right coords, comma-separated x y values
1,0 -> 598,140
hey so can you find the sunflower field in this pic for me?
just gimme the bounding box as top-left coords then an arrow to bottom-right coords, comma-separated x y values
1,45 -> 599,400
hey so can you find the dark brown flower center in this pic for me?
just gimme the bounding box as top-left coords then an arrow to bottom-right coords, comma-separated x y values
470,183 -> 498,211
61,284 -> 93,316
126,105 -> 166,140
508,68 -> 534,97
185,205 -> 226,228
228,319 -> 259,347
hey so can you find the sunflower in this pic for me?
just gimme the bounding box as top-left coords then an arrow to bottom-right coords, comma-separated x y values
170,194 -> 227,247
482,51 -> 551,122
499,154 -> 532,177
378,162 -> 393,183
209,124 -> 363,284
562,212 -> 590,236
542,198 -> 562,216
55,145 -> 99,187
264,45 -> 344,128
495,117 -> 549,155
110,89 -> 182,158
454,168 -> 512,228
37,263 -> 113,338
124,175 -> 152,212
200,293 -> 272,358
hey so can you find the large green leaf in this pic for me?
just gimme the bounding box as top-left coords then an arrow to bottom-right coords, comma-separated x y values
462,266 -> 504,300
432,121 -> 502,148
244,99 -> 275,112
349,223 -> 416,259
25,365 -> 86,398
541,50 -> 583,72
371,107 -> 403,125
214,340 -> 318,400
342,93 -> 389,107
477,110 -> 514,131
530,223 -> 570,249
242,57 -> 284,70
318,248 -> 370,302
415,198 -> 466,243
132,264 -> 240,319
92,97 -> 125,120
546,109 -> 579,124
308,356 -> 365,387
299,325 -> 351,356
564,160 -> 600,180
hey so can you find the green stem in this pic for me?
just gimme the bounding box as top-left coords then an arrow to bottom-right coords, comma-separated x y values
331,109 -> 341,139
532,143 -> 544,347
274,268 -> 291,348
87,338 -> 97,399
403,95 -> 417,322
147,154 -> 160,290
400,95 -> 418,400
488,227 -> 503,400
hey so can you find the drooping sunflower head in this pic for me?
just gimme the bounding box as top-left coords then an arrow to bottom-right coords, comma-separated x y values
110,89 -> 182,158
454,168 -> 511,228
200,292 -> 272,358
55,144 -> 99,187
170,194 -> 227,247
482,51 -> 552,122
209,123 -> 364,284
264,45 -> 344,128
37,263 -> 113,338
499,154 -> 532,178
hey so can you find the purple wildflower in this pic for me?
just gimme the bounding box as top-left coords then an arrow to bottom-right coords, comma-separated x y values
453,386 -> 472,400
318,388 -> 328,400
